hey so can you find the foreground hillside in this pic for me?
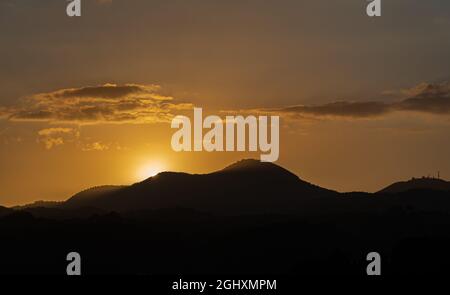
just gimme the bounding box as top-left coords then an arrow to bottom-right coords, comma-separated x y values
1,160 -> 450,275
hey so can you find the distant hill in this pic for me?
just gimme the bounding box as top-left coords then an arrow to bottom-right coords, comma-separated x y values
60,159 -> 336,214
13,200 -> 62,210
378,177 -> 450,194
63,185 -> 126,208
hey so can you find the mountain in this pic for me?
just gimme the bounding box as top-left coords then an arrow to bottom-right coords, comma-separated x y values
64,185 -> 126,208
378,177 -> 450,194
3,160 -> 450,275
220,159 -> 299,175
9,160 -> 450,217
61,159 -> 336,214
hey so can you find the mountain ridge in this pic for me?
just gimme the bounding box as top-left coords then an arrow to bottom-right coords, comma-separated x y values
5,160 -> 450,216
58,159 -> 335,213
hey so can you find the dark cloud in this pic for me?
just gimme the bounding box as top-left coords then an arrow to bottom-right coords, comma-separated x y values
55,84 -> 154,99
395,83 -> 450,114
276,82 -> 450,119
2,84 -> 193,124
281,101 -> 391,118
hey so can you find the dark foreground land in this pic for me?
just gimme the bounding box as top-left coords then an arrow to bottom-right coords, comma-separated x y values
1,160 -> 450,275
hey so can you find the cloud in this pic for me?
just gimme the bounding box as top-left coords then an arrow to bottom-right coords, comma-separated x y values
36,127 -> 124,152
269,82 -> 450,120
37,128 -> 80,150
54,84 -> 156,99
4,84 -> 193,125
279,101 -> 391,119
81,141 -> 110,152
37,128 -> 76,137
395,83 -> 450,114
4,82 -> 450,126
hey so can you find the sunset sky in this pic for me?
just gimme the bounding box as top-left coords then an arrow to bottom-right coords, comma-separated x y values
1,0 -> 450,206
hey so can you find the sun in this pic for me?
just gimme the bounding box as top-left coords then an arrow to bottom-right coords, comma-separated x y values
136,161 -> 165,180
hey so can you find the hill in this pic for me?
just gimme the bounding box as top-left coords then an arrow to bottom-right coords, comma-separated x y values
61,159 -> 336,213
1,160 -> 450,275
378,177 -> 450,194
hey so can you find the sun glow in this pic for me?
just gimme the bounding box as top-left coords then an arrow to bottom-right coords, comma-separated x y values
136,161 -> 166,180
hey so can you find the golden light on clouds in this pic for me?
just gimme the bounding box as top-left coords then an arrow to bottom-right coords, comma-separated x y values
2,83 -> 193,125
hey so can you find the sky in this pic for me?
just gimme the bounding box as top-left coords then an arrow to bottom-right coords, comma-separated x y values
1,0 -> 450,206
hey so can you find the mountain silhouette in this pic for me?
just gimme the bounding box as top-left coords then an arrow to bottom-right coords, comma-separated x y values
64,185 -> 125,208
220,159 -> 299,176
61,159 -> 335,214
379,177 -> 450,194
1,159 -> 450,275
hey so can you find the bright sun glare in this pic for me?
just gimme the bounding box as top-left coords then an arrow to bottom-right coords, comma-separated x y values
137,162 -> 165,180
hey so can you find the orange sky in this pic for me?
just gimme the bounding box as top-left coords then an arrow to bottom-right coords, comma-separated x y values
1,0 -> 450,206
